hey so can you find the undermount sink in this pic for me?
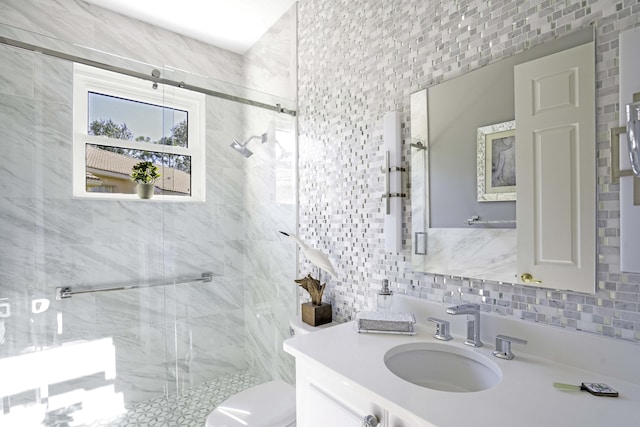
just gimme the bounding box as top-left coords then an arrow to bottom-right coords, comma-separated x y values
384,342 -> 502,393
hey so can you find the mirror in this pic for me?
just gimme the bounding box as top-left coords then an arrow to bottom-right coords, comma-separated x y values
627,102 -> 640,176
411,27 -> 596,292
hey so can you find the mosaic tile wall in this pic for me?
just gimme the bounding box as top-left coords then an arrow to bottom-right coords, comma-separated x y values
297,0 -> 640,343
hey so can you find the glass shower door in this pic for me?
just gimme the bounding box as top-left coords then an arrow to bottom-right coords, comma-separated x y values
0,44 -> 133,425
0,22 -> 298,425
0,43 -> 193,427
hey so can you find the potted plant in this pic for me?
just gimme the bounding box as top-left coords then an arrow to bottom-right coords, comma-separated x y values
131,161 -> 161,199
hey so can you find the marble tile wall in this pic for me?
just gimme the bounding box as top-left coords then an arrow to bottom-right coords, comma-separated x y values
0,0 -> 297,420
244,5 -> 298,103
0,0 -> 245,88
297,0 -> 640,344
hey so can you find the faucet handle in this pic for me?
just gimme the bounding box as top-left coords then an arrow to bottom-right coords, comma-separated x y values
427,317 -> 452,341
493,334 -> 528,360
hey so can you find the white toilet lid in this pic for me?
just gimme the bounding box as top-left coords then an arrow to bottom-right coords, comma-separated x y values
205,380 -> 296,427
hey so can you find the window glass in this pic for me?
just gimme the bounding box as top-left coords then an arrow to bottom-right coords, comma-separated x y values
88,92 -> 188,147
86,144 -> 191,196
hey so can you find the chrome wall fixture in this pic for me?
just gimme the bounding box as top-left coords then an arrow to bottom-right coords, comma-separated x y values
55,271 -> 214,300
410,140 -> 426,150
382,111 -> 406,253
414,231 -> 427,255
230,133 -> 269,158
610,92 -> 640,183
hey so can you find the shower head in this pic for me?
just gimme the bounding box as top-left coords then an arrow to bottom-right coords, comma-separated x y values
244,133 -> 268,145
230,139 -> 254,158
230,132 -> 271,158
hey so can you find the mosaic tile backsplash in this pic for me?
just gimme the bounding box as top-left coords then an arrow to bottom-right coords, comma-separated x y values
297,0 -> 640,343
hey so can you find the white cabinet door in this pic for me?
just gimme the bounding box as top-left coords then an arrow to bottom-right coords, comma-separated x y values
307,384 -> 369,426
514,42 -> 596,293
296,358 -> 385,427
295,358 -> 433,427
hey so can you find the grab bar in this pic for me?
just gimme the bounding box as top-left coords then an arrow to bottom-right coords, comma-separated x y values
55,271 -> 214,300
467,215 -> 516,226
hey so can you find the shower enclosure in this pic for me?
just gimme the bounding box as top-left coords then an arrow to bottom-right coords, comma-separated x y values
0,2 -> 297,426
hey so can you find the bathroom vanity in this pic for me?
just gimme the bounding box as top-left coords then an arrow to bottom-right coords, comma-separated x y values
283,296 -> 640,427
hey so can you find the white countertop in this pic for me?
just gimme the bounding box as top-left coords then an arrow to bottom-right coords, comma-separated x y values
284,298 -> 640,427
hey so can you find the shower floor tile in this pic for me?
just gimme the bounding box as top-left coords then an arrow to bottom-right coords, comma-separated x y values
2,370 -> 259,427
113,371 -> 258,427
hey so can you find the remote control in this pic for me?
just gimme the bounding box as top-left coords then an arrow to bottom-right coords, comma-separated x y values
581,382 -> 619,397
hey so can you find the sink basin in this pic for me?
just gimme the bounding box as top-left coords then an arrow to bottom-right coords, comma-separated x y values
384,342 -> 502,392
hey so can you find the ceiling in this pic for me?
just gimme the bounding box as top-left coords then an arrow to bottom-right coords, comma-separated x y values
84,0 -> 297,54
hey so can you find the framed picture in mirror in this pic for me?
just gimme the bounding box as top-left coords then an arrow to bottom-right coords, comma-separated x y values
477,120 -> 516,202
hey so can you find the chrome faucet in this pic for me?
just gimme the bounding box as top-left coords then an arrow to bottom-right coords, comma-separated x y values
446,303 -> 483,347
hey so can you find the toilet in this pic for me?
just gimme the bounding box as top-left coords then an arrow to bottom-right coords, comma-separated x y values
205,317 -> 335,427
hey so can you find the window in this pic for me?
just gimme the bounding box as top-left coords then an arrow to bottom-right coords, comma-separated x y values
73,64 -> 205,201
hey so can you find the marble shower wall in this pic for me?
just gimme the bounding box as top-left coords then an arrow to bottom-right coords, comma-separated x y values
0,0 -> 244,88
297,0 -> 640,344
0,0 -> 297,413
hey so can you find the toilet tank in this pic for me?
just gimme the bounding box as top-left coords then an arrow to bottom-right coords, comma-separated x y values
289,316 -> 336,336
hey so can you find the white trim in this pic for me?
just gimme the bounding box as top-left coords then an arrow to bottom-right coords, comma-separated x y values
73,63 -> 206,201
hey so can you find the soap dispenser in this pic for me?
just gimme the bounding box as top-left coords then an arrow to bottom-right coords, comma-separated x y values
377,279 -> 393,311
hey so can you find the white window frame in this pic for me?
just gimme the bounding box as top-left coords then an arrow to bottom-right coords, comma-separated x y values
73,63 -> 206,201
